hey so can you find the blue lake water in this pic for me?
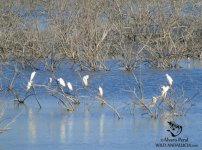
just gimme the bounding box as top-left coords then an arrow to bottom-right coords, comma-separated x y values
0,60 -> 202,150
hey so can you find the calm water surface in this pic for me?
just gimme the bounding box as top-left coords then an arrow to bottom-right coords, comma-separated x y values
0,60 -> 202,150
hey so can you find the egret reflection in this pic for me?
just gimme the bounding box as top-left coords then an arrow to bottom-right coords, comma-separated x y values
67,115 -> 74,144
28,108 -> 36,144
59,113 -> 75,144
83,106 -> 90,143
60,116 -> 66,143
99,113 -> 105,144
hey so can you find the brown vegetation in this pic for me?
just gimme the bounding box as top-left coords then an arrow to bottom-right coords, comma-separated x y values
131,72 -> 195,118
0,0 -> 201,71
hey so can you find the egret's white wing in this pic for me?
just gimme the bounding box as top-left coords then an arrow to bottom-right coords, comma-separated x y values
98,86 -> 103,97
83,75 -> 89,86
166,74 -> 173,86
30,71 -> 36,81
57,78 -> 66,87
67,82 -> 73,91
161,85 -> 170,97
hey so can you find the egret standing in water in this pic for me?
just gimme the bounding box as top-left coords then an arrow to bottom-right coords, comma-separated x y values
57,78 -> 66,87
67,82 -> 73,92
26,71 -> 36,91
161,85 -> 170,98
165,74 -> 173,86
82,75 -> 89,87
98,86 -> 103,97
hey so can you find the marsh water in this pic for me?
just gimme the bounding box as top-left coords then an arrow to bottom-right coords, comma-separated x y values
0,60 -> 202,150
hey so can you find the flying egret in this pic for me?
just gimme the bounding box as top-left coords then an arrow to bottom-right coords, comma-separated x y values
161,85 -> 170,98
57,78 -> 66,87
67,82 -> 73,91
98,86 -> 103,97
82,75 -> 89,87
26,71 -> 36,91
165,74 -> 173,86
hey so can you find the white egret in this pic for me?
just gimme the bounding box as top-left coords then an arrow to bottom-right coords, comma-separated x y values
30,71 -> 36,81
161,85 -> 170,98
98,86 -> 103,97
57,78 -> 66,87
67,82 -> 73,91
82,75 -> 89,87
165,74 -> 173,86
26,71 -> 36,91
149,96 -> 158,107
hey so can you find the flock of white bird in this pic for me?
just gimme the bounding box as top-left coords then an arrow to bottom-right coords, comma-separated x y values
150,73 -> 173,107
26,71 -> 173,105
26,72 -> 104,97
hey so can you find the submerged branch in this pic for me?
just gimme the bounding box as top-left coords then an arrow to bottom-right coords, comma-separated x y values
96,96 -> 121,119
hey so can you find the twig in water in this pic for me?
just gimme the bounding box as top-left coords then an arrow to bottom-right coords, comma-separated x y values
96,96 -> 121,119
